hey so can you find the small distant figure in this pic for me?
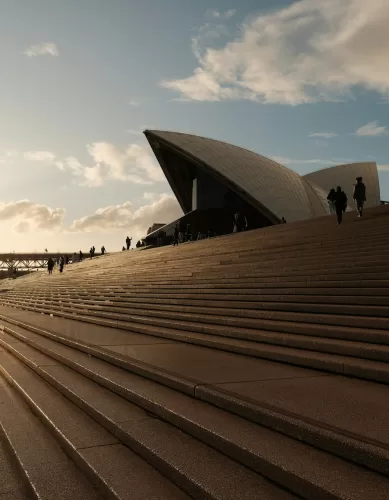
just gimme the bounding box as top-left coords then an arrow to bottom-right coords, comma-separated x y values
59,256 -> 65,273
122,246 -> 126,251
65,255 -> 69,265
185,224 -> 192,242
92,246 -> 95,257
281,217 -> 287,224
13,268 -> 17,279
73,252 -> 77,263
126,236 -> 132,250
101,245 -> 106,255
353,176 -> 366,218
89,247 -> 93,259
327,189 -> 336,214
79,250 -> 83,262
233,212 -> 247,233
47,257 -> 54,275
333,186 -> 348,225
177,221 -> 184,244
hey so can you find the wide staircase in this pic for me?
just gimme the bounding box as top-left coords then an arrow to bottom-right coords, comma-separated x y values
1,206 -> 389,499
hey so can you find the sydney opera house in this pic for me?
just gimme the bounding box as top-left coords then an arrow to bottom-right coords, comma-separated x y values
143,130 -> 381,241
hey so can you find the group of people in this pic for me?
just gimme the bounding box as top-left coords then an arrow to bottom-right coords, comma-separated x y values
327,176 -> 366,225
47,245 -> 107,274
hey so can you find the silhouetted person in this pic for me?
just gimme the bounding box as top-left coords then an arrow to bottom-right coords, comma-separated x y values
333,186 -> 348,225
13,268 -> 17,279
122,246 -> 126,251
126,236 -> 132,250
79,250 -> 83,262
185,224 -> 192,242
233,212 -> 247,233
65,255 -> 69,265
281,217 -> 287,224
59,256 -> 64,273
178,221 -> 184,243
92,246 -> 95,257
353,176 -> 366,218
327,189 -> 336,214
101,245 -> 106,255
47,258 -> 54,275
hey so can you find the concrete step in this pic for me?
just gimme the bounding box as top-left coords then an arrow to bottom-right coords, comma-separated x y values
2,316 -> 389,484
0,348 -> 191,500
6,291 -> 389,317
0,416 -> 33,499
0,365 -> 102,500
3,304 -> 389,386
2,332 -> 389,500
0,333 -> 300,500
6,297 -> 389,342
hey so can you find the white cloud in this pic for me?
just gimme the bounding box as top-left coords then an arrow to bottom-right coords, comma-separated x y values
69,194 -> 182,234
309,132 -> 337,139
0,200 -> 65,232
205,9 -> 236,20
128,100 -> 140,106
355,121 -> 388,136
162,0 -> 389,104
24,150 -> 56,162
25,140 -> 165,188
23,43 -> 59,57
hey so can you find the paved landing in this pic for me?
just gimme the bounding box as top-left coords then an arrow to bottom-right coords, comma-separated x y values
204,376 -> 389,447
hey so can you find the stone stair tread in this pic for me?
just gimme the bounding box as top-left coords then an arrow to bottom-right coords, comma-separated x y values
0,349 -> 192,500
3,313 -> 389,473
3,331 -> 389,500
0,366 -> 102,500
0,332 -> 300,500
3,307 -> 389,387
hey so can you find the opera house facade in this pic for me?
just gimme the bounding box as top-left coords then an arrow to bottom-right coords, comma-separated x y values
144,130 -> 381,240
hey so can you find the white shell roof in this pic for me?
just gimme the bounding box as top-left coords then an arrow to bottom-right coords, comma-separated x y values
303,162 -> 380,209
146,130 -> 324,222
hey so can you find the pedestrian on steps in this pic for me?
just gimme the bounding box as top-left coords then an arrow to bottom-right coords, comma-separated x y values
173,223 -> 179,246
47,257 -> 54,275
327,189 -> 336,214
333,186 -> 348,225
353,177 -> 366,218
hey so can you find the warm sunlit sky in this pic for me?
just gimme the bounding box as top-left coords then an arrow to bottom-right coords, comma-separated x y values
0,0 -> 388,252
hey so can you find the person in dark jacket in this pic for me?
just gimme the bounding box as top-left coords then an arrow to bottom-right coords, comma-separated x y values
47,257 -> 54,275
353,176 -> 366,218
327,188 -> 336,214
333,186 -> 348,225
173,223 -> 179,246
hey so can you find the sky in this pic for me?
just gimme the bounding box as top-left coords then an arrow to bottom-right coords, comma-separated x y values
0,0 -> 388,252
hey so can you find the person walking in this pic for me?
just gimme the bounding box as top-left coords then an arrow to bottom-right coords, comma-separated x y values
79,250 -> 83,262
333,186 -> 348,225
126,236 -> 132,250
59,256 -> 65,273
101,245 -> 106,255
47,257 -> 54,275
353,176 -> 366,218
233,212 -> 247,233
327,189 -> 336,214
173,223 -> 179,246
